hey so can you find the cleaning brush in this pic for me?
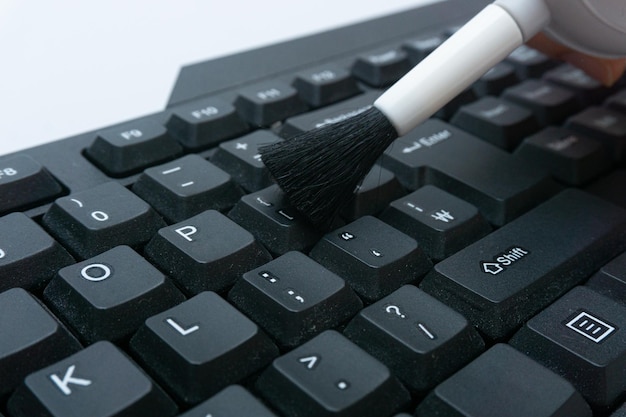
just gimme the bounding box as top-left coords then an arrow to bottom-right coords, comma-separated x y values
260,0 -> 626,227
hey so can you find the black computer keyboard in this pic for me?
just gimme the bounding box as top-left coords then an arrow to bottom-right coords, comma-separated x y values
1,0 -> 626,416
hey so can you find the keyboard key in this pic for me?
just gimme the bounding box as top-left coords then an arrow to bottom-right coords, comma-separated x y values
510,286 -> 626,409
0,212 -> 74,292
85,118 -> 183,177
502,79 -> 580,125
472,62 -> 519,97
43,245 -> 185,344
566,106 -> 626,160
434,87 -> 477,121
344,285 -> 484,392
42,182 -> 165,259
310,216 -> 432,302
256,330 -> 410,417
339,164 -> 405,221
228,185 -> 322,256
415,344 -> 591,417
402,34 -> 445,64
292,65 -> 360,107
606,89 -> 626,114
610,403 -> 626,417
352,47 -> 411,87
132,155 -> 243,223
514,127 -> 612,185
145,209 -> 271,295
0,154 -> 64,215
235,81 -> 307,126
177,385 -> 279,417
544,64 -> 613,105
451,96 -> 540,150
130,292 -> 278,406
420,189 -> 626,340
380,185 -> 491,260
506,45 -> 558,78
586,169 -> 626,209
7,341 -> 178,417
587,252 -> 626,303
165,97 -> 249,150
211,130 -> 282,192
0,288 -> 81,398
280,90 -> 379,137
381,119 -> 557,226
228,251 -> 363,349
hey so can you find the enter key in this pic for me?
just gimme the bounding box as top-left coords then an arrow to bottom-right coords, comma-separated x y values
420,189 -> 626,341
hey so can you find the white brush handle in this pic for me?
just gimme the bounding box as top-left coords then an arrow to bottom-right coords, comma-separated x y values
374,1 -> 549,136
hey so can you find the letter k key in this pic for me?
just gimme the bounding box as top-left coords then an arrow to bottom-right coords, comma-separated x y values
50,365 -> 92,395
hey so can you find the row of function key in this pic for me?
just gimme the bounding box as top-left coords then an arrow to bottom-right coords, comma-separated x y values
1,40 -> 623,217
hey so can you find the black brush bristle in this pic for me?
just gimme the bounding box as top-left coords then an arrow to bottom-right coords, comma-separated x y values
259,106 -> 398,227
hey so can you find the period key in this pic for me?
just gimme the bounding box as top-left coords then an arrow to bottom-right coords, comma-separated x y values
256,330 -> 410,417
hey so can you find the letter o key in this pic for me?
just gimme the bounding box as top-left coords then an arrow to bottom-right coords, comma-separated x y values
91,211 -> 109,222
80,263 -> 112,282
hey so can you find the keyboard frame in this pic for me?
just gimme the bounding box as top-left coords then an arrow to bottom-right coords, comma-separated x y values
3,0 -> 489,220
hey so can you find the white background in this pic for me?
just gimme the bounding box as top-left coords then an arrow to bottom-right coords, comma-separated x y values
0,1 -> 438,155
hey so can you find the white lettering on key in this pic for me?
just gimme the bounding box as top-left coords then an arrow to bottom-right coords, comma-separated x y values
80,263 -> 112,282
162,166 -> 182,175
257,88 -> 281,101
298,355 -> 319,370
191,106 -> 218,119
311,70 -> 336,83
0,248 -> 5,259
166,318 -> 200,336
175,225 -> 197,242
120,129 -> 142,140
50,365 -> 92,395
0,168 -> 17,178
91,211 -> 109,222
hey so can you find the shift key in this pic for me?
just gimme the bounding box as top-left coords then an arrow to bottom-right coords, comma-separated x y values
420,189 -> 626,341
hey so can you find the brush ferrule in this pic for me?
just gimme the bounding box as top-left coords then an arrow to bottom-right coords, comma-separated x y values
374,3 -> 529,136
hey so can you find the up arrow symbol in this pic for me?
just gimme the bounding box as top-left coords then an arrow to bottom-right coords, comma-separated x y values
481,262 -> 504,275
298,355 -> 319,370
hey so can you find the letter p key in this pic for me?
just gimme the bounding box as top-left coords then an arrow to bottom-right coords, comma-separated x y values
175,225 -> 197,242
